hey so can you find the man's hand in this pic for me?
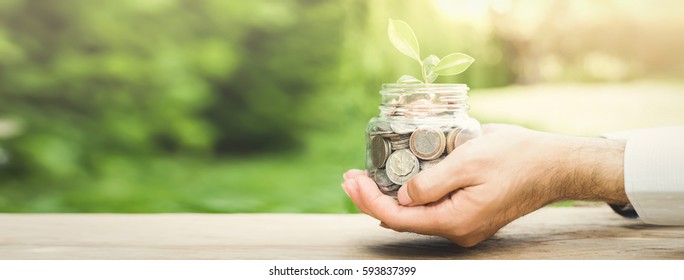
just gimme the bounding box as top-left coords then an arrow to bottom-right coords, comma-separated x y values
342,124 -> 627,247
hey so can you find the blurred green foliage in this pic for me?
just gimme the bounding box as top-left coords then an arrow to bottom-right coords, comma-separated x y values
0,0 -> 513,212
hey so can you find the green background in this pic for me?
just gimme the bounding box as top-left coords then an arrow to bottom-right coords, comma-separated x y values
1,0 -> 682,212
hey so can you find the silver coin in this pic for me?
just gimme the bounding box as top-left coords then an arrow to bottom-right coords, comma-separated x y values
370,135 -> 390,168
386,149 -> 420,185
390,122 -> 417,134
390,137 -> 409,143
392,143 -> 409,150
374,121 -> 392,132
390,139 -> 409,145
409,127 -> 446,160
373,169 -> 393,187
388,132 -> 411,138
388,134 -> 410,142
389,135 -> 410,149
378,185 -> 392,193
369,131 -> 394,136
390,135 -> 410,140
380,133 -> 401,138
379,185 -> 401,196
385,184 -> 401,192
389,137 -> 410,143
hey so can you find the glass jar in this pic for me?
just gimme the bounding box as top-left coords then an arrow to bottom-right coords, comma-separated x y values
365,83 -> 481,198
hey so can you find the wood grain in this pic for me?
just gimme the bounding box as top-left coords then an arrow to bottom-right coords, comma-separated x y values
1,206 -> 683,259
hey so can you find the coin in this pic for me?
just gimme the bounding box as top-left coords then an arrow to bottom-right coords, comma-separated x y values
391,139 -> 409,145
388,133 -> 411,140
405,99 -> 433,117
389,137 -> 409,143
375,121 -> 392,132
390,140 -> 409,150
446,127 -> 462,154
390,138 -> 409,147
390,122 -> 417,134
391,143 -> 409,150
388,134 -> 410,150
370,135 -> 390,168
380,133 -> 401,138
409,127 -> 446,160
379,184 -> 401,194
385,184 -> 401,192
369,131 -> 394,136
386,149 -> 420,185
373,169 -> 393,187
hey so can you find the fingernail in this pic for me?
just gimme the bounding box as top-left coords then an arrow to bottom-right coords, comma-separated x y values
397,185 -> 413,206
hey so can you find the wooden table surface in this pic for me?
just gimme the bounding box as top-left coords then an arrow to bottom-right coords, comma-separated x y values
1,206 -> 683,259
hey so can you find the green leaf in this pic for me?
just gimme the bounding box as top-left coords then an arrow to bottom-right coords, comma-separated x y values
396,75 -> 422,84
387,19 -> 420,62
422,55 -> 440,83
433,53 -> 475,75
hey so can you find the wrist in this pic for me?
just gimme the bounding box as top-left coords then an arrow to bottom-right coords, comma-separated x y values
557,136 -> 628,205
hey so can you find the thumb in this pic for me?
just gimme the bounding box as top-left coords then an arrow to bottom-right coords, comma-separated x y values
397,153 -> 474,206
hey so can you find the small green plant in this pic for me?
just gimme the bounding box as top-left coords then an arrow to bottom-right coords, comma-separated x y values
388,19 -> 474,84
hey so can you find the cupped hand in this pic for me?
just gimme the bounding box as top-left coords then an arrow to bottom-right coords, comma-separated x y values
342,124 -> 627,247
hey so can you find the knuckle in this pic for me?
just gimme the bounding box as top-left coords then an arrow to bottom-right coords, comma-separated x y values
408,176 -> 433,203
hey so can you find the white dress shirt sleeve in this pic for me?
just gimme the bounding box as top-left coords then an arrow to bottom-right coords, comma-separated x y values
602,126 -> 684,225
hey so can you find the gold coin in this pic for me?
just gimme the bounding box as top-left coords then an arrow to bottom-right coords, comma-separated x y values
446,128 -> 463,154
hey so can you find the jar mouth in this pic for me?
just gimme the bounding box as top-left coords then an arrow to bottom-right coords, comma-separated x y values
381,83 -> 469,97
381,83 -> 469,90
379,83 -> 470,117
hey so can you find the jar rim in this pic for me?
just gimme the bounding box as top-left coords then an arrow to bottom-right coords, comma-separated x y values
381,83 -> 469,90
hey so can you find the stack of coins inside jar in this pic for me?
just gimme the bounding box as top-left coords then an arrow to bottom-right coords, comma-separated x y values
365,84 -> 480,199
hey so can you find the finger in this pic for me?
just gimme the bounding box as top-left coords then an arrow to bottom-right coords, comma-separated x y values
343,169 -> 366,180
354,175 -> 398,219
353,175 -> 446,235
342,177 -> 372,214
398,154 -> 476,206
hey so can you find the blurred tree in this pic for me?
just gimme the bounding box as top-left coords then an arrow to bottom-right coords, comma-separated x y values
0,0 -> 513,212
0,0 -> 345,175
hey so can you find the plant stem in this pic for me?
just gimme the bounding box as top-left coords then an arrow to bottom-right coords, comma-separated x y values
419,61 -> 429,85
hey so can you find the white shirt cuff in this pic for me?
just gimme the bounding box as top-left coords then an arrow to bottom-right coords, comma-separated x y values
603,126 -> 684,225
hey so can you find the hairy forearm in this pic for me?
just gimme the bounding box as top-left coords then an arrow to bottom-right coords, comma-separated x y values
555,136 -> 628,205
